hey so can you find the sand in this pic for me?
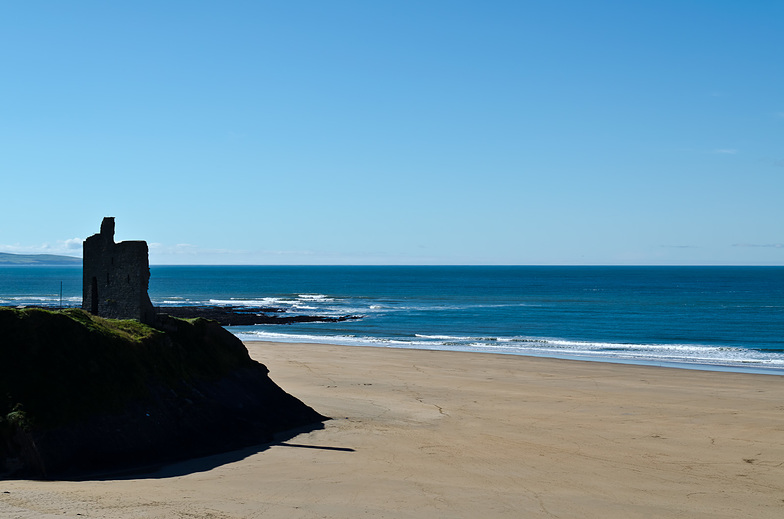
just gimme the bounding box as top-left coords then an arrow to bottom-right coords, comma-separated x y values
2,341 -> 783,518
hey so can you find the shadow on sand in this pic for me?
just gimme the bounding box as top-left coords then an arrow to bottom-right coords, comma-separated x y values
53,423 -> 354,482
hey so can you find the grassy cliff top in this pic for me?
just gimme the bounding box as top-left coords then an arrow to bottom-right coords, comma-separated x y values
0,308 -> 255,431
1,307 -> 326,479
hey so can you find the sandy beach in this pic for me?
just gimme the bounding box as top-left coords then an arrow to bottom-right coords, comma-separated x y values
2,341 -> 783,518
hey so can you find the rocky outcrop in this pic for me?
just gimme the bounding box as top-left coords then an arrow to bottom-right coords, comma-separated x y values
158,305 -> 362,326
0,308 -> 326,479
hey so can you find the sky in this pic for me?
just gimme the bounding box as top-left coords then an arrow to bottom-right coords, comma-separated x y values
1,1 -> 782,265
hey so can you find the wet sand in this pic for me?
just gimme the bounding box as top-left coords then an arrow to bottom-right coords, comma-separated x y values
2,341 -> 783,518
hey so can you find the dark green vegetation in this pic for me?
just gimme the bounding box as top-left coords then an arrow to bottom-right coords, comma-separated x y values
0,308 -> 326,479
0,252 -> 81,265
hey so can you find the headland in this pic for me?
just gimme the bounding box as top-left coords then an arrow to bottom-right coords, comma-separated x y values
0,309 -> 325,479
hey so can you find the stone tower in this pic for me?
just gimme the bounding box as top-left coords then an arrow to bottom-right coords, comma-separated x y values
82,217 -> 155,324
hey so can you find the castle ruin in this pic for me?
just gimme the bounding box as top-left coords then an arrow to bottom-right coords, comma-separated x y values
82,217 -> 156,324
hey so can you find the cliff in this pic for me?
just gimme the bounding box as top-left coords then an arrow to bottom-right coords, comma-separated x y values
0,308 -> 326,479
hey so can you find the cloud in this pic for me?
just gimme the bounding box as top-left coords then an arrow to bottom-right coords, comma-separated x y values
0,244 -> 25,253
0,238 -> 83,256
148,243 -> 249,256
712,148 -> 738,154
732,243 -> 783,248
64,238 -> 83,249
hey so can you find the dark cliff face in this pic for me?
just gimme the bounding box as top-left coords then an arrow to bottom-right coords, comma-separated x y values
0,308 -> 326,479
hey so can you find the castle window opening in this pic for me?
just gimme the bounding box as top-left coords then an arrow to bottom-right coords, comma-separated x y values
90,277 -> 98,314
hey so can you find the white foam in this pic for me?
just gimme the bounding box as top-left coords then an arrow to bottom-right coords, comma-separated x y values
415,334 -> 475,341
298,294 -> 334,302
229,328 -> 784,374
208,298 -> 296,307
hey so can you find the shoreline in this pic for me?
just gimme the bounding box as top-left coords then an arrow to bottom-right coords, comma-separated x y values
236,335 -> 784,376
3,340 -> 783,518
3,302 -> 781,375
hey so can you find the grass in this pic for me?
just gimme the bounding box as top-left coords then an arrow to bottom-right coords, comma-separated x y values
0,307 -> 254,431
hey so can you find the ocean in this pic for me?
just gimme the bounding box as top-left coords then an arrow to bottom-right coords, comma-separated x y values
1,265 -> 783,374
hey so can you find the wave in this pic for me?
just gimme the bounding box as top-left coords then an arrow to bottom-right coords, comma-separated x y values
1,295 -> 82,307
298,294 -> 334,301
207,298 -> 290,307
151,293 -> 534,319
233,329 -> 784,373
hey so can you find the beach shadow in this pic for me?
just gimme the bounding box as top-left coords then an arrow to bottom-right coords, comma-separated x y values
58,423 -> 353,481
277,442 -> 355,452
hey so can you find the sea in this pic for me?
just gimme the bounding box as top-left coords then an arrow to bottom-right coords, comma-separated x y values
1,265 -> 783,375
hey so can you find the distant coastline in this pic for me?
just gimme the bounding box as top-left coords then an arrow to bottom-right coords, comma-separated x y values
0,252 -> 81,265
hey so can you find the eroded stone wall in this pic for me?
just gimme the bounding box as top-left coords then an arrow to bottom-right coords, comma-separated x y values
82,217 -> 155,324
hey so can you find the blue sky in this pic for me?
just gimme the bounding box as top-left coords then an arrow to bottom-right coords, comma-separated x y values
1,1 -> 782,265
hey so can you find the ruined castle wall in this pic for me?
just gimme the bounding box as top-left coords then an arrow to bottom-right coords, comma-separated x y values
82,218 -> 156,324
